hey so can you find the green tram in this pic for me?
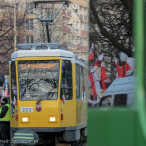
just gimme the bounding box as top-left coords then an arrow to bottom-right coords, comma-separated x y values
88,0 -> 146,146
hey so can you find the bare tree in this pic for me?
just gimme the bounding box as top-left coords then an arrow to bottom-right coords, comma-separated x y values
90,0 -> 133,55
89,0 -> 133,83
0,0 -> 28,74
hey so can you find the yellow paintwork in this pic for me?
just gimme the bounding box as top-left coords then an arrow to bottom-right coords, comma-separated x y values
60,63 -> 76,127
10,62 -> 19,128
76,64 -> 87,126
10,57 -> 87,129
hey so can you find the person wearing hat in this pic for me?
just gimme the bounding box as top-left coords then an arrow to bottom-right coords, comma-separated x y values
0,98 -> 10,145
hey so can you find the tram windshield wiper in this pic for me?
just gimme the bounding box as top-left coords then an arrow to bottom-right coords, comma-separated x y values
36,82 -> 55,105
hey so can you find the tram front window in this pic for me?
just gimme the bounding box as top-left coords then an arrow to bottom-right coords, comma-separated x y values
18,60 -> 60,101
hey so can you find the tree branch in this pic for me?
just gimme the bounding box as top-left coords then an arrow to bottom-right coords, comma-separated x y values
90,2 -> 132,56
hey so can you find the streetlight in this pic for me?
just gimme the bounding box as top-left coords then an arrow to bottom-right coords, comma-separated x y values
120,52 -> 128,77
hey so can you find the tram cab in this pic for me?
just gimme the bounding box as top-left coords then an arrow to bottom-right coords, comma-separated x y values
9,43 -> 87,145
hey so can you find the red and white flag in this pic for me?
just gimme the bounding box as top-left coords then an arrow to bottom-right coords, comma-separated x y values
94,54 -> 103,67
101,62 -> 107,92
5,84 -> 9,98
89,43 -> 94,61
62,94 -> 66,104
89,66 -> 101,100
126,57 -> 134,70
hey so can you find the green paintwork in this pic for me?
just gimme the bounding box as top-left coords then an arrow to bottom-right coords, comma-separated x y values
88,0 -> 146,146
88,108 -> 135,146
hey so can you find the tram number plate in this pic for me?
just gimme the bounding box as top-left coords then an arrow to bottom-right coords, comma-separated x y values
20,107 -> 33,113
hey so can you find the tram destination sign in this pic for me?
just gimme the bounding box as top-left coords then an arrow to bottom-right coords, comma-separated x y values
20,63 -> 57,70
34,0 -> 69,3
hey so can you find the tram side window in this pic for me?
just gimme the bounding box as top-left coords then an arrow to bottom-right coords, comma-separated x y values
76,64 -> 80,99
60,60 -> 72,100
80,66 -> 84,100
11,62 -> 17,98
83,68 -> 87,100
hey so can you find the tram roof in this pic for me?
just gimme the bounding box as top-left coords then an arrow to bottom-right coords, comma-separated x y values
11,49 -> 76,59
11,43 -> 76,60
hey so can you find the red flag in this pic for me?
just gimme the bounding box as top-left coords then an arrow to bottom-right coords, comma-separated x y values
116,64 -> 123,78
101,62 -> 107,92
124,62 -> 131,76
89,51 -> 94,61
93,54 -> 103,67
89,66 -> 101,100
89,73 -> 97,98
62,94 -> 66,104
5,84 -> 9,98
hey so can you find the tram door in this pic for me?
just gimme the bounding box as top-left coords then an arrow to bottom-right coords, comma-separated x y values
10,61 -> 18,127
60,60 -> 76,126
76,64 -> 87,125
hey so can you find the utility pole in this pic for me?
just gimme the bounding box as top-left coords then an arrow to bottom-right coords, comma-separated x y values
14,2 -> 17,51
34,0 -> 70,43
46,22 -> 50,42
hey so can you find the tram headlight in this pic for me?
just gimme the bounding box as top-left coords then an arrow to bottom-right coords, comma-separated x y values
49,116 -> 56,122
22,117 -> 29,122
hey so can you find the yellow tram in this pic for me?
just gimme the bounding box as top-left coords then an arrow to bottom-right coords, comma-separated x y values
9,43 -> 87,145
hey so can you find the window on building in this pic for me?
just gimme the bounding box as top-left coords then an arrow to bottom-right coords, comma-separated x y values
80,37 -> 84,46
76,21 -> 79,27
67,10 -> 71,16
26,2 -> 33,14
68,35 -> 71,42
25,35 -> 34,43
84,23 -> 88,31
63,34 -> 68,43
73,20 -> 75,26
65,17 -> 70,23
25,19 -> 33,30
81,22 -> 84,30
60,60 -> 72,100
72,36 -> 74,43
16,3 -> 19,11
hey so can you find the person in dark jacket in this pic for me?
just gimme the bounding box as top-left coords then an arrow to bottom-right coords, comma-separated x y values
0,98 -> 10,146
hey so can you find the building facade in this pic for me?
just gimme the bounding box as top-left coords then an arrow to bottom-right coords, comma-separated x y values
0,0 -> 88,74
17,0 -> 89,60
